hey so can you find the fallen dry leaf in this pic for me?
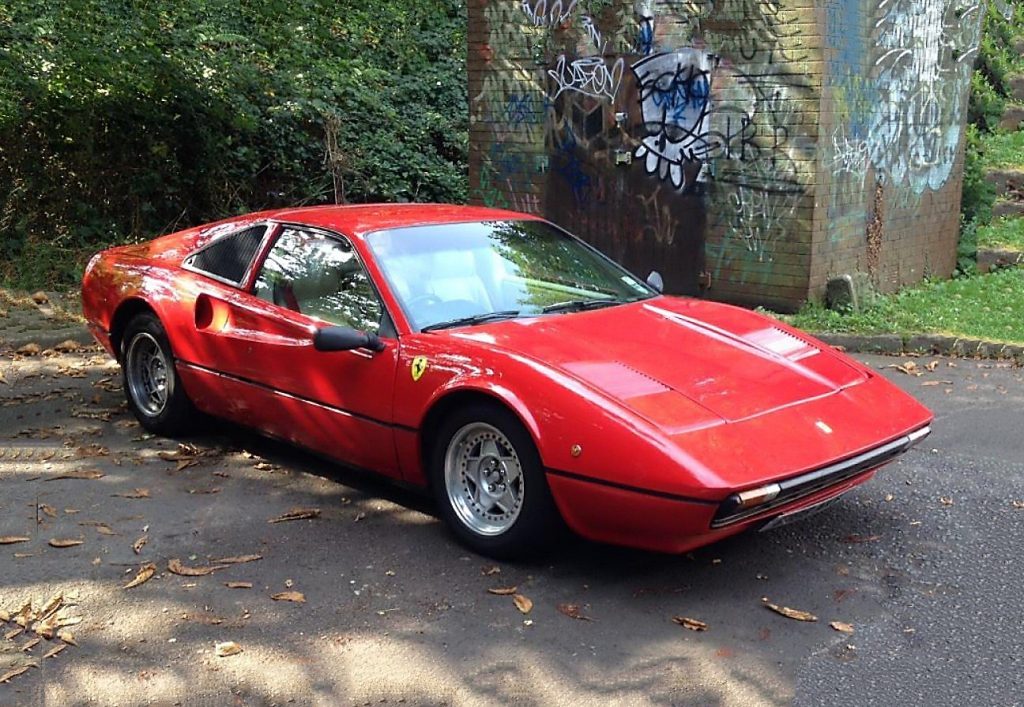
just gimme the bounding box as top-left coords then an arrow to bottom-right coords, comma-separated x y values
168,558 -> 225,577
36,595 -> 62,623
268,507 -> 321,524
38,504 -> 57,518
842,534 -> 881,544
213,554 -> 262,565
94,524 -> 116,536
487,586 -> 518,596
46,469 -> 104,481
132,535 -> 148,554
48,538 -> 84,548
0,665 -> 34,684
215,641 -> 242,657
888,361 -> 922,376
939,497 -> 954,506
15,343 -> 41,356
124,563 -> 157,589
557,603 -> 592,621
113,488 -> 150,499
830,621 -> 855,634
481,565 -> 501,576
43,643 -> 67,659
20,637 -> 41,652
30,291 -> 49,305
512,594 -> 533,614
5,628 -> 23,640
33,618 -> 57,640
270,591 -> 306,603
764,601 -> 818,622
11,603 -> 30,628
0,536 -> 30,545
225,582 -> 253,589
672,616 -> 709,631
1012,500 -> 1024,509
0,609 -> 8,622
56,629 -> 76,646
924,360 -> 939,371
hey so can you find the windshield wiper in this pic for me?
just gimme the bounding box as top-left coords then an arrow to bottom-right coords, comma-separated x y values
420,310 -> 521,332
542,298 -> 635,314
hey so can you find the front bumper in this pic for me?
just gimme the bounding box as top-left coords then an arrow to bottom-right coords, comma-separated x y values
546,425 -> 932,554
711,425 -> 932,527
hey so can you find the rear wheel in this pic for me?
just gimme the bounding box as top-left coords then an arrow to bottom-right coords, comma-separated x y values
122,312 -> 194,435
431,402 -> 560,559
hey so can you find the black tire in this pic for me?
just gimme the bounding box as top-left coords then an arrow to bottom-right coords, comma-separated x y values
121,312 -> 194,435
430,402 -> 561,559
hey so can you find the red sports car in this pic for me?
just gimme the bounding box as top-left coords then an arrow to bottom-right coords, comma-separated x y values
82,204 -> 932,558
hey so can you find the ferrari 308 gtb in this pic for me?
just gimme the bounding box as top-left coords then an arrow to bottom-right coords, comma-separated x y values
82,204 -> 932,558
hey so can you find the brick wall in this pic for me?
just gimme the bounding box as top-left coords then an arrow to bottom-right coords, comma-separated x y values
468,0 -> 982,309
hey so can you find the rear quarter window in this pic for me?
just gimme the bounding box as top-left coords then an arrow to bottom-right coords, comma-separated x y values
184,225 -> 268,285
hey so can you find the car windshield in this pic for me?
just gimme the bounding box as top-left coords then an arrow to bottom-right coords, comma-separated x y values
365,220 -> 656,331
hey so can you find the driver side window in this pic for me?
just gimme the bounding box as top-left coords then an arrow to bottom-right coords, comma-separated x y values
253,228 -> 383,333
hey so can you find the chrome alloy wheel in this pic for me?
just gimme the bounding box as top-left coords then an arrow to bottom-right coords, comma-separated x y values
444,422 -> 525,536
125,332 -> 170,417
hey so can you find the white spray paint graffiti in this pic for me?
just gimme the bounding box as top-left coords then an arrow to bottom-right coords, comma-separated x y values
520,0 -> 576,27
632,49 -> 715,189
548,55 -> 625,101
832,0 -> 984,194
580,15 -> 604,52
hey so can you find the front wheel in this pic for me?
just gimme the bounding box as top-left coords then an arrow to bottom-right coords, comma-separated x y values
431,402 -> 560,559
122,312 -> 194,435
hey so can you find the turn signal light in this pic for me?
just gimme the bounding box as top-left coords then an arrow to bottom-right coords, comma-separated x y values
735,483 -> 781,509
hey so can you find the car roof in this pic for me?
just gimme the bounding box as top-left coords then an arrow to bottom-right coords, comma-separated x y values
264,203 -> 542,239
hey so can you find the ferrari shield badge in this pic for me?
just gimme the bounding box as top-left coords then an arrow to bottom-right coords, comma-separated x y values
411,356 -> 428,382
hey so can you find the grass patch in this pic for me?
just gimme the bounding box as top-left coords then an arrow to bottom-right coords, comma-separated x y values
978,217 -> 1024,251
979,130 -> 1024,169
779,269 -> 1024,345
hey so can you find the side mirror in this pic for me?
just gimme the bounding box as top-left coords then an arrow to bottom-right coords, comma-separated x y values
313,326 -> 386,353
646,270 -> 664,293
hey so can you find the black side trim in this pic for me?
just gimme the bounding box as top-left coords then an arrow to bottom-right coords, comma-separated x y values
545,467 -> 718,505
177,359 -> 418,434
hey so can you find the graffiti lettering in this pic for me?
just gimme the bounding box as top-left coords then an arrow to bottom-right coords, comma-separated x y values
521,0 -> 576,28
553,127 -> 593,204
632,50 -> 714,190
581,15 -> 603,52
548,55 -> 625,101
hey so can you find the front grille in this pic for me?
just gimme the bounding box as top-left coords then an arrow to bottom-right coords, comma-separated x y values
710,427 -> 930,528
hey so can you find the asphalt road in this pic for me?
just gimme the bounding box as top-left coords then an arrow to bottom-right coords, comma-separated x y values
1,312 -> 1022,705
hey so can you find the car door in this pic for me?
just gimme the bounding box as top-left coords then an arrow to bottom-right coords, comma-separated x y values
184,225 -> 402,478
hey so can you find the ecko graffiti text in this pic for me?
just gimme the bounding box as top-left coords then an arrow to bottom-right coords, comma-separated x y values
633,50 -> 715,190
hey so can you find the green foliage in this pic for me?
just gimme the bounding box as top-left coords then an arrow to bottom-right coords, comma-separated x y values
956,217 -> 979,277
977,216 -> 1024,252
960,125 -> 995,226
977,129 -> 1024,168
967,71 -> 1005,132
781,269 -> 1024,345
960,0 -> 1023,272
0,0 -> 469,288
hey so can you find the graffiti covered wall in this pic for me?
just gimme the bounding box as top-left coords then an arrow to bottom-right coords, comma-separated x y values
468,0 -> 983,308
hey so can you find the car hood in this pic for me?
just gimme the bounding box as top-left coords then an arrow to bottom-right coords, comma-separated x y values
453,296 -> 867,426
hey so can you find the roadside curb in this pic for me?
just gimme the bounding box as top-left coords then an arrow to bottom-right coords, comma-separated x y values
0,289 -> 91,353
814,332 -> 1024,362
977,247 -> 1023,273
